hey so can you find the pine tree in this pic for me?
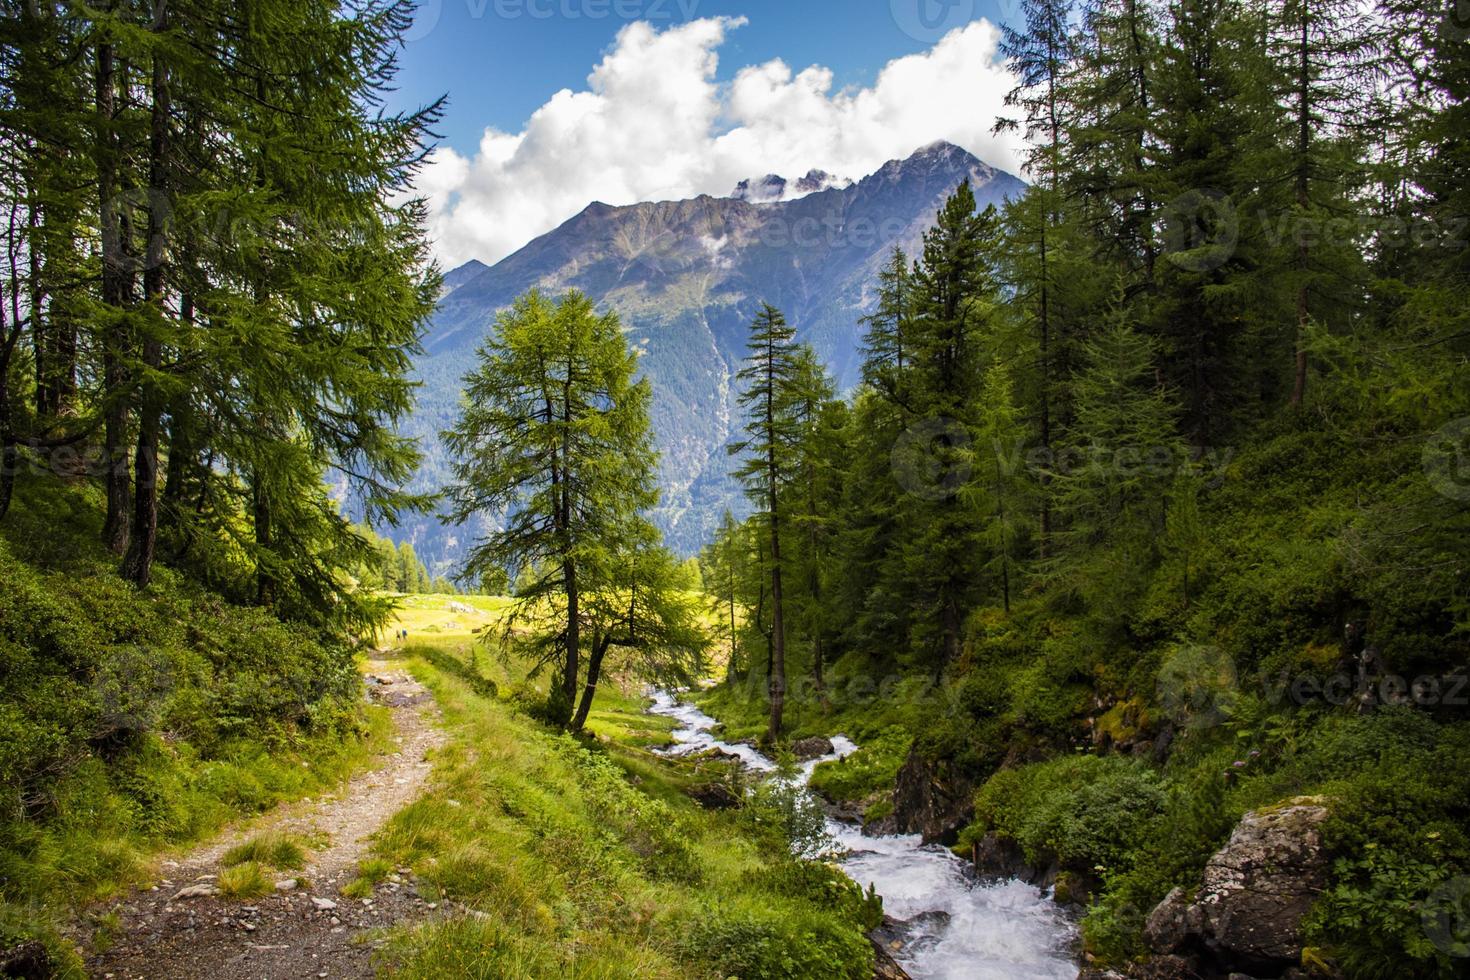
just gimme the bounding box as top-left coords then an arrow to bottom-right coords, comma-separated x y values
1047,289 -> 1184,614
970,357 -> 1034,613
443,290 -> 658,726
729,304 -> 803,740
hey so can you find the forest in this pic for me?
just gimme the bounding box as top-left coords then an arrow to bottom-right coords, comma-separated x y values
693,0 -> 1470,976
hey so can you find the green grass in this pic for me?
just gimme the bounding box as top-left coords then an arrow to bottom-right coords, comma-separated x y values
0,471 -> 399,971
368,634 -> 877,980
217,861 -> 274,899
222,832 -> 309,871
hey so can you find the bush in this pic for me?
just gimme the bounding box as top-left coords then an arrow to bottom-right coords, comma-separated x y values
963,755 -> 1164,874
676,901 -> 873,980
808,726 -> 911,805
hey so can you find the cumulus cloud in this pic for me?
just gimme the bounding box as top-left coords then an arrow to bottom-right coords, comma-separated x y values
420,16 -> 1024,269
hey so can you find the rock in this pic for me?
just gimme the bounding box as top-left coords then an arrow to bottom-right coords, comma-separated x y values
1136,954 -> 1201,979
1150,797 -> 1330,971
275,879 -> 299,892
790,735 -> 835,761
870,939 -> 912,980
967,832 -> 1057,888
170,884 -> 221,900
0,940 -> 50,980
1144,886 -> 1199,954
1052,870 -> 1097,906
889,745 -> 977,845
311,896 -> 338,911
686,781 -> 742,810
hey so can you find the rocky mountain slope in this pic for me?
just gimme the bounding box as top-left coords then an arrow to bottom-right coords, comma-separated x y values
400,142 -> 1025,568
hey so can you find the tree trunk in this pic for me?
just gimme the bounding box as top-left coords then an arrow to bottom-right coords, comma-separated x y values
766,349 -> 786,740
123,23 -> 170,587
97,29 -> 133,556
571,634 -> 610,732
0,322 -> 17,523
1290,9 -> 1311,408
559,367 -> 580,712
254,478 -> 275,606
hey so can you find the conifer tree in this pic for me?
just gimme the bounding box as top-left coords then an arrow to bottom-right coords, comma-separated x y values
730,304 -> 803,739
444,290 -> 659,726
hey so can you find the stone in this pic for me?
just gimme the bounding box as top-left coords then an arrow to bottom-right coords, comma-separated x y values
0,940 -> 50,980
311,896 -> 338,911
1144,886 -> 1199,954
275,879 -> 298,892
790,736 -> 835,761
1150,797 -> 1330,972
889,745 -> 976,845
686,781 -> 742,810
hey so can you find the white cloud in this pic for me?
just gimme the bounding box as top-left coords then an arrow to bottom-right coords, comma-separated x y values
419,16 -> 1023,269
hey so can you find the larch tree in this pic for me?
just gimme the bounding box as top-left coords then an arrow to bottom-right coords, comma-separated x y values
443,290 -> 660,728
730,303 -> 804,741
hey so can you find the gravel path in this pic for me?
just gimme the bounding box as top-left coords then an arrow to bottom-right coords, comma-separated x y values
86,663 -> 445,980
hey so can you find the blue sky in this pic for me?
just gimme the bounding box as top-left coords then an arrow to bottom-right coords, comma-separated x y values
389,0 -> 1021,157
396,2 -> 1028,269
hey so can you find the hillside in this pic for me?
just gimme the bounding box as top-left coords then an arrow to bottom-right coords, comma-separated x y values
395,142 -> 1025,567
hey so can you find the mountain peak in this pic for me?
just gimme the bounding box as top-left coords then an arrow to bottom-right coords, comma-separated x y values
729,168 -> 852,203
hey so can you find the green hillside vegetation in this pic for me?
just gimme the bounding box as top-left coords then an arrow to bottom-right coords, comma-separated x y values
696,1 -> 1470,976
366,631 -> 880,980
0,473 -> 392,970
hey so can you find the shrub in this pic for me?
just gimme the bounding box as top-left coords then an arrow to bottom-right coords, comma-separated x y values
676,901 -> 873,980
808,727 -> 911,805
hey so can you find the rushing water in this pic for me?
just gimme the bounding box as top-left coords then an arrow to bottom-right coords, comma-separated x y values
648,691 -> 1080,980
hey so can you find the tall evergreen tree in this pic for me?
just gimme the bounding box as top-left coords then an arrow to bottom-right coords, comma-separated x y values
443,290 -> 658,726
729,304 -> 803,740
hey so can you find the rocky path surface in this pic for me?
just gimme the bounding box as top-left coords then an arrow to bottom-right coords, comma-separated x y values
86,662 -> 445,980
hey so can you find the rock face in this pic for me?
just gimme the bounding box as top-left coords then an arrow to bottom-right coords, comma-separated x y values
889,745 -> 976,845
790,735 -> 835,761
1146,798 -> 1331,972
870,938 -> 913,980
0,941 -> 50,980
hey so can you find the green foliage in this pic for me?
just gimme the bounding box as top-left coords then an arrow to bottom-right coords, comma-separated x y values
371,637 -> 874,980
808,727 -> 912,806
964,755 -> 1164,874
675,901 -> 873,980
0,477 -> 388,958
745,757 -> 835,861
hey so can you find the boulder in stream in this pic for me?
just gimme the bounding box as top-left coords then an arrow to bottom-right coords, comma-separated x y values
889,745 -> 976,845
791,735 -> 835,761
